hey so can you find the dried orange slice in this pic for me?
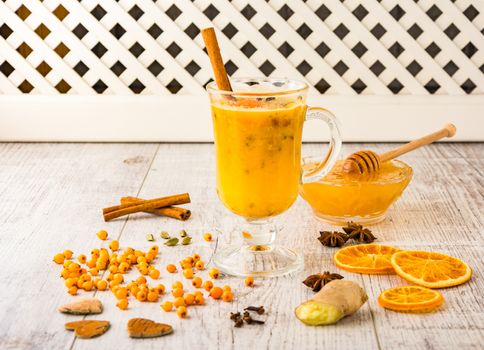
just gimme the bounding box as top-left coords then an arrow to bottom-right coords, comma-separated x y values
378,286 -> 444,312
334,244 -> 400,274
391,251 -> 472,288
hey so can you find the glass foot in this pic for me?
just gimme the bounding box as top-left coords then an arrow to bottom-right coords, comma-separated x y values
212,244 -> 304,277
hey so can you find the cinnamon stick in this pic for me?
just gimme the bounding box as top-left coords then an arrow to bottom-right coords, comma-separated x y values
201,27 -> 232,91
103,193 -> 190,221
120,196 -> 191,221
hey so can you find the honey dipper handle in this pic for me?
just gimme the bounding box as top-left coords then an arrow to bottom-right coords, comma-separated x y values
380,124 -> 456,162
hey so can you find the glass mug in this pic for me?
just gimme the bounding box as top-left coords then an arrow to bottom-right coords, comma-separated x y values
207,78 -> 342,277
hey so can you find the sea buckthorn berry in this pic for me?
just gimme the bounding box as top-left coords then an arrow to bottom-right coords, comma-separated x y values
109,240 -> 119,251
203,280 -> 213,291
147,291 -> 159,302
222,291 -> 233,302
149,269 -> 160,280
82,281 -> 93,291
208,268 -> 220,279
172,287 -> 184,298
93,278 -> 101,287
146,253 -> 156,263
118,262 -> 130,274
172,281 -> 183,290
194,291 -> 204,298
166,264 -> 177,273
97,230 -> 108,240
89,268 -> 99,276
139,267 -> 149,275
53,253 -> 65,264
68,262 -> 80,272
91,248 -> 100,256
136,290 -> 147,301
113,274 -> 123,283
150,245 -> 158,253
137,256 -> 147,264
77,279 -> 84,288
181,262 -> 192,270
203,233 -> 212,242
195,294 -> 205,305
96,261 -> 107,270
115,288 -> 128,300
63,250 -> 73,259
222,285 -> 232,292
117,299 -> 128,310
176,306 -> 187,318
185,257 -> 194,265
79,268 -> 87,275
193,254 -> 201,262
86,259 -> 97,268
183,268 -> 194,279
174,297 -> 185,308
109,265 -> 118,274
127,254 -> 137,264
192,277 -> 202,288
68,286 -> 78,295
129,284 -> 139,294
136,276 -> 147,285
106,273 -> 114,281
156,284 -> 165,294
65,278 -> 77,288
109,280 -> 120,289
184,293 -> 195,306
161,301 -> 173,312
195,261 -> 205,270
210,287 -> 223,299
60,269 -> 70,279
245,276 -> 254,287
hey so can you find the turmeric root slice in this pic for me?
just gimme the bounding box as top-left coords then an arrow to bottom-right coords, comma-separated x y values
58,298 -> 103,315
127,318 -> 173,338
65,320 -> 110,339
295,280 -> 367,326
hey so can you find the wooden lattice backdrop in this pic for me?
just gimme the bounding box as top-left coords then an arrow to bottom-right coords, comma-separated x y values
0,0 -> 483,95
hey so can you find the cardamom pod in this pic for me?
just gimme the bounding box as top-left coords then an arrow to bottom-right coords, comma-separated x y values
179,230 -> 187,238
160,231 -> 170,239
146,234 -> 154,242
181,237 -> 192,245
164,237 -> 179,246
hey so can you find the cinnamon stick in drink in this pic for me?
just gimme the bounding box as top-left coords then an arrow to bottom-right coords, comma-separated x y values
120,196 -> 191,221
201,27 -> 232,92
102,193 -> 190,221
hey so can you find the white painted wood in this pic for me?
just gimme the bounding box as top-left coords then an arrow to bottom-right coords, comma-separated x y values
0,95 -> 482,141
0,142 -> 482,350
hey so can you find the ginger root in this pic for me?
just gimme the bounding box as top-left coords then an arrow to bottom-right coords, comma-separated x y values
295,279 -> 367,326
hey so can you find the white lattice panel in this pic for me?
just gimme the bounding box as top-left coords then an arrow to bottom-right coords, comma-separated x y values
0,0 -> 483,95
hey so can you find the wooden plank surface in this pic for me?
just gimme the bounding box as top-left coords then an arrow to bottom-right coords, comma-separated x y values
0,143 -> 482,350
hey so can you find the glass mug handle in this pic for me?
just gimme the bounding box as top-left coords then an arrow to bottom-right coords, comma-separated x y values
301,106 -> 342,184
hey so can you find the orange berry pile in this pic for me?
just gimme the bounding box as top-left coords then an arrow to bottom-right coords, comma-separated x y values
52,231 -> 246,319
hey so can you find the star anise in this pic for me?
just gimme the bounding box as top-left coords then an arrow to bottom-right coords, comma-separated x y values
343,222 -> 376,243
318,231 -> 348,247
302,271 -> 344,292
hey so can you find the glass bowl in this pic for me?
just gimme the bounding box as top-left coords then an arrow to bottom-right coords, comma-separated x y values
299,159 -> 413,225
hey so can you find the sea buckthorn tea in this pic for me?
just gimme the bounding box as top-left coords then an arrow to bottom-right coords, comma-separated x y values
207,78 -> 342,277
211,90 -> 305,219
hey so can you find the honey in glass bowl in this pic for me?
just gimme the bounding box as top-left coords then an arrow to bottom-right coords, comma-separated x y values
299,159 -> 413,225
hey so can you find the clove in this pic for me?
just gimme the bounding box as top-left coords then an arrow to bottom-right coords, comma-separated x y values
244,306 -> 265,315
242,311 -> 265,325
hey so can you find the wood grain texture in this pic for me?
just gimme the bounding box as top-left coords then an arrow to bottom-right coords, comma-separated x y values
0,143 -> 482,350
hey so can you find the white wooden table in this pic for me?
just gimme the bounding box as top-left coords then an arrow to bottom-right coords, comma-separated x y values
0,143 -> 482,350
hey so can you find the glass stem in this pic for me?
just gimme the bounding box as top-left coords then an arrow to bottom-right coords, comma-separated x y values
241,218 -> 277,250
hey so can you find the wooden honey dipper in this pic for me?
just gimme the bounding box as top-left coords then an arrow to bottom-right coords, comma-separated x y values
343,123 -> 457,175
